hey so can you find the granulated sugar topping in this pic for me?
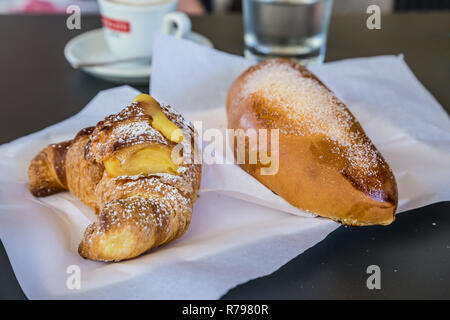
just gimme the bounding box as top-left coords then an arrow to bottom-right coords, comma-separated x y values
240,60 -> 382,173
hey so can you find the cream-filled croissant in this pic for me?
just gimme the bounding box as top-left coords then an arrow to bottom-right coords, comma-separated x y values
226,59 -> 397,226
28,94 -> 201,261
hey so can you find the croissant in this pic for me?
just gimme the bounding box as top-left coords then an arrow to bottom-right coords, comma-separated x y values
28,94 -> 201,261
226,59 -> 398,226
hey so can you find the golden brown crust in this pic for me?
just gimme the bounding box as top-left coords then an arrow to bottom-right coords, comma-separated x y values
28,147 -> 65,197
77,175 -> 196,261
65,134 -> 104,212
226,58 -> 397,226
28,98 -> 201,261
28,127 -> 96,198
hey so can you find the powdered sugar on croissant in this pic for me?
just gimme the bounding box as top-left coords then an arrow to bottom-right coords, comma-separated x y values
28,95 -> 201,261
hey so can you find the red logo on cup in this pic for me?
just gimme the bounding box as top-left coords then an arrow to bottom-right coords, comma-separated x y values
101,15 -> 131,33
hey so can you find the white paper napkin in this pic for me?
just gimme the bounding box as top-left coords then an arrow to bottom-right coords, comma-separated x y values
0,34 -> 449,300
151,34 -> 450,215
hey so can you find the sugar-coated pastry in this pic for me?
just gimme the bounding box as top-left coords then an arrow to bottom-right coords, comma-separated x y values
226,59 -> 397,226
29,94 -> 201,261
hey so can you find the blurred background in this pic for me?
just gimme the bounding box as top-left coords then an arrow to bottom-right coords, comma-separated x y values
0,0 -> 449,15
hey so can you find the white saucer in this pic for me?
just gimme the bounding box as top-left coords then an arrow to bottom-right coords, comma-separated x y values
64,29 -> 213,84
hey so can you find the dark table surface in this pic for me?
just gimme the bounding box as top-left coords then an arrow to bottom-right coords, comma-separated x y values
1,12 -> 449,300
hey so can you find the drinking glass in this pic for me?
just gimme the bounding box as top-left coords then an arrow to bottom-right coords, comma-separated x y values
243,0 -> 333,65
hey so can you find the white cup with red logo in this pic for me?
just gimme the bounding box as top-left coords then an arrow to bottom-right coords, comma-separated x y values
97,0 -> 191,60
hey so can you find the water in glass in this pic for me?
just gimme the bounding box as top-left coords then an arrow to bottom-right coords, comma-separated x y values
243,0 -> 333,64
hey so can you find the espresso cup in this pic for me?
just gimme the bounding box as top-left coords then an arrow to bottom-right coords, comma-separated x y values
98,0 -> 191,59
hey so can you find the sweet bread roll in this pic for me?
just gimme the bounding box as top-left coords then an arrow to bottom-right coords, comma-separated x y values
29,94 -> 201,261
226,59 -> 397,226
